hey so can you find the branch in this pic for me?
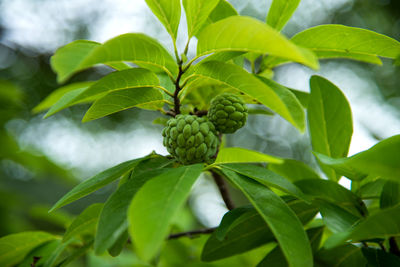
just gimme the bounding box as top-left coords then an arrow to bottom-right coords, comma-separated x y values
210,169 -> 235,210
168,227 -> 216,239
173,64 -> 184,115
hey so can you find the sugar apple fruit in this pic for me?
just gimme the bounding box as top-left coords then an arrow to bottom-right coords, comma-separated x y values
208,93 -> 248,133
162,114 -> 219,165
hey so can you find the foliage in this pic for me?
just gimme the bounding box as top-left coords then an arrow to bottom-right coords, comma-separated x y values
1,0 -> 400,266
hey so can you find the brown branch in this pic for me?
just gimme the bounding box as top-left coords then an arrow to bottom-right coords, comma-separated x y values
168,228 -> 216,239
210,169 -> 235,210
173,64 -> 184,115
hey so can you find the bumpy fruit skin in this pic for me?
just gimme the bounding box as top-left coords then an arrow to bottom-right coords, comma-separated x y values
208,93 -> 248,133
162,114 -> 219,165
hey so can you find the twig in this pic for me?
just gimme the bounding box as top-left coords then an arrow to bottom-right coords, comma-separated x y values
210,169 -> 235,210
168,227 -> 216,239
173,64 -> 184,115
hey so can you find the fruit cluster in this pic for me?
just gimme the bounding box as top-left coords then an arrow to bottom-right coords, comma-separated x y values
162,93 -> 248,165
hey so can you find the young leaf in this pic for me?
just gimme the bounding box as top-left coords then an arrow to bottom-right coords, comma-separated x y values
380,180 -> 400,209
291,24 -> 400,63
266,0 -> 301,31
221,168 -> 313,267
53,34 -> 177,83
33,81 -> 95,113
0,231 -> 56,266
44,68 -> 160,118
49,156 -> 148,212
214,147 -> 283,165
192,61 -> 306,131
315,135 -> 400,181
308,75 -> 353,181
82,87 -> 163,122
63,203 -> 103,243
197,16 -> 318,69
183,0 -> 220,38
198,0 -> 237,34
202,198 -> 318,261
294,179 -> 366,217
268,159 -> 321,182
95,156 -> 172,254
326,205 -> 400,248
145,0 -> 181,41
128,164 -> 203,261
221,163 -> 308,202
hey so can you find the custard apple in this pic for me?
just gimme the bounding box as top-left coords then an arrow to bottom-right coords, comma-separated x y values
208,93 -> 248,133
162,114 -> 219,165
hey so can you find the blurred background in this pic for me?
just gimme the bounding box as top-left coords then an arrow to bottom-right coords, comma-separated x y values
0,0 -> 399,265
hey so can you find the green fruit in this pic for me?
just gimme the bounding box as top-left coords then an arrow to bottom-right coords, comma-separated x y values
208,93 -> 248,133
162,114 -> 219,165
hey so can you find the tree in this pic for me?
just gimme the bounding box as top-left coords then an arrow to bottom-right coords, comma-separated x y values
1,0 -> 400,266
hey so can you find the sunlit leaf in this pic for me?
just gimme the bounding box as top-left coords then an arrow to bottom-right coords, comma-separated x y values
94,156 -> 172,254
128,164 -> 203,261
197,16 -> 318,69
63,203 -> 103,243
44,68 -> 160,118
0,232 -> 56,266
33,81 -> 95,114
269,159 -> 321,182
315,135 -> 400,181
145,0 -> 181,40
221,169 -> 313,267
214,147 -> 283,165
221,163 -> 308,202
183,0 -> 220,38
82,87 -> 163,122
308,75 -> 353,181
266,0 -> 301,31
49,156 -> 148,212
198,0 -> 238,34
192,61 -> 306,131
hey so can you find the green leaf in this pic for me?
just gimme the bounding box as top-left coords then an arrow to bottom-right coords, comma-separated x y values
380,181 -> 400,209
192,61 -> 306,131
362,247 -> 400,266
198,0 -> 238,34
326,205 -> 400,248
215,206 -> 253,241
319,202 -> 361,233
44,68 -> 160,118
183,0 -> 220,38
221,163 -> 308,202
202,198 -> 318,261
49,156 -> 148,212
145,0 -> 181,40
94,156 -> 172,254
197,16 -> 318,69
268,159 -> 321,182
257,226 -> 324,267
50,40 -> 100,83
0,231 -> 56,266
315,244 -> 367,267
315,135 -> 400,181
63,203 -> 103,243
247,108 -> 274,116
82,87 -> 163,122
266,0 -> 301,31
291,24 -> 400,63
107,230 -> 129,257
308,75 -> 353,181
17,240 -> 60,267
33,81 -> 95,113
214,147 -> 283,165
294,179 -> 366,217
221,168 -> 313,267
128,164 -> 203,261
51,34 -> 177,83
43,238 -> 75,267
